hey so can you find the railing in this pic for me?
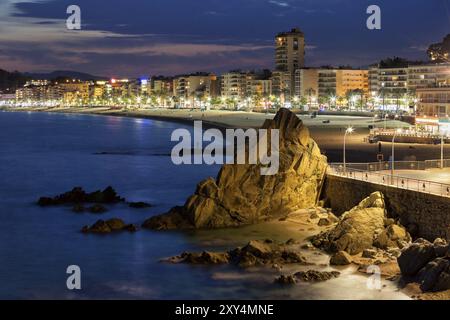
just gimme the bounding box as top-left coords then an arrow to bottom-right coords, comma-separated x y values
327,164 -> 450,198
371,128 -> 447,140
330,159 -> 450,172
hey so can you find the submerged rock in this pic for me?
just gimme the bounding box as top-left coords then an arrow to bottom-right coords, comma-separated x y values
143,108 -> 328,229
167,251 -> 230,264
38,186 -> 124,206
88,204 -> 108,214
72,204 -> 85,213
82,218 -> 137,234
294,270 -> 340,282
128,202 -> 152,209
165,239 -> 310,268
274,275 -> 297,285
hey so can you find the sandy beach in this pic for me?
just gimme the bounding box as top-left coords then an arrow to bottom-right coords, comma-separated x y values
3,106 -> 448,163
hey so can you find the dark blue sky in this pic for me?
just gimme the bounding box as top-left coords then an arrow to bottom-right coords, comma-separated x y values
0,0 -> 449,77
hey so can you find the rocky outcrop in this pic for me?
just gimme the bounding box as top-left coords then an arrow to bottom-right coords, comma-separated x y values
398,238 -> 450,292
165,239 -> 311,268
38,186 -> 124,206
312,192 -> 411,255
143,108 -> 328,229
82,219 -> 137,234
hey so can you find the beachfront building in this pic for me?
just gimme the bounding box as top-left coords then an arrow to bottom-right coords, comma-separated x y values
416,86 -> 450,133
377,67 -> 409,111
91,81 -> 107,100
368,62 -> 450,111
16,79 -> 49,102
294,68 -> 318,99
0,93 -> 16,106
221,71 -> 248,101
172,73 -> 216,108
59,80 -> 90,104
246,79 -> 272,97
408,63 -> 450,91
317,68 -> 368,106
271,71 -> 291,104
152,77 -> 173,96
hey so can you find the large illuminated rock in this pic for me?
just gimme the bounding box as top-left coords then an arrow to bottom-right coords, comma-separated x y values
143,108 -> 328,229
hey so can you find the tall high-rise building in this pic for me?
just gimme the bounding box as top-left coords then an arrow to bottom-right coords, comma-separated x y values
275,28 -> 305,98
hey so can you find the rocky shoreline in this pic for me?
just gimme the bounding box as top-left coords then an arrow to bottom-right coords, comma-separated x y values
34,108 -> 449,299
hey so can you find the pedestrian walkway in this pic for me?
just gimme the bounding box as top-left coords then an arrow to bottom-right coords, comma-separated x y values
327,163 -> 450,198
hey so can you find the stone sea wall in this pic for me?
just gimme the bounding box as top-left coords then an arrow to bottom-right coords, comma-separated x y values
322,174 -> 450,241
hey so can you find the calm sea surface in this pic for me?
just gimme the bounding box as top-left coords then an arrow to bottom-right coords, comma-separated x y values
0,111 -> 409,299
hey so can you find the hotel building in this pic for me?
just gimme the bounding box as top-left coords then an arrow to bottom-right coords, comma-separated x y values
416,86 -> 450,133
318,68 -> 368,99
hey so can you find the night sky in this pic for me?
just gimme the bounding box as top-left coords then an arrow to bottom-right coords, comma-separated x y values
0,0 -> 449,77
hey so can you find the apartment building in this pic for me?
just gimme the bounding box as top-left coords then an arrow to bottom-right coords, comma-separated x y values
152,77 -> 173,96
378,67 -> 408,97
271,71 -> 291,100
59,81 -> 90,102
408,63 -> 450,91
294,68 -> 318,99
368,63 -> 450,109
317,69 -> 368,99
16,79 -> 49,101
247,79 -> 272,97
173,73 -> 216,107
275,28 -> 305,97
416,87 -> 450,117
221,72 -> 248,100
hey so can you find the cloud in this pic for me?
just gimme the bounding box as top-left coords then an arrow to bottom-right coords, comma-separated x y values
409,45 -> 428,52
66,43 -> 273,57
268,1 -> 290,8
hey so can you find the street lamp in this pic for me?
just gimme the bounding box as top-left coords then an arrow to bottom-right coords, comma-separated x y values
391,128 -> 402,184
343,127 -> 354,174
441,132 -> 446,169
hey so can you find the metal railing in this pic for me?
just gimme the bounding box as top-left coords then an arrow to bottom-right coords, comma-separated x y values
328,164 -> 450,198
371,128 -> 448,140
330,159 -> 450,172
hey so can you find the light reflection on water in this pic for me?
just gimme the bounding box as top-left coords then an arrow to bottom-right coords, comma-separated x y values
0,111 -> 409,300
